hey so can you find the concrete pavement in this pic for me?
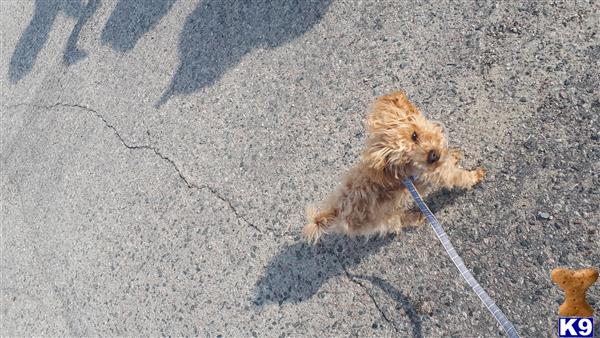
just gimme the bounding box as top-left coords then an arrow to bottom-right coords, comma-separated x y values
1,0 -> 599,336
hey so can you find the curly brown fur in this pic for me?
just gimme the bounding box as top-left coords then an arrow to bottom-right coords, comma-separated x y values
303,91 -> 486,243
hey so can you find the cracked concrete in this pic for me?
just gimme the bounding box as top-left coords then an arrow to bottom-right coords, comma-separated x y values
334,251 -> 400,334
2,96 -> 382,336
73,101 -> 263,233
3,101 -> 262,234
2,0 -> 599,337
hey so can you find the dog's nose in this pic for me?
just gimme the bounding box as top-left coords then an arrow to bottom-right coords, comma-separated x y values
427,150 -> 439,164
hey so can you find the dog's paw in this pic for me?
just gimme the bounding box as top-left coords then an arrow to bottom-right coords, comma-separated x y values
389,212 -> 425,234
405,211 -> 426,227
414,212 -> 426,226
473,167 -> 486,185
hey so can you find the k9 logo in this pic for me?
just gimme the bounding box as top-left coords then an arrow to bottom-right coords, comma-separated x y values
558,318 -> 594,338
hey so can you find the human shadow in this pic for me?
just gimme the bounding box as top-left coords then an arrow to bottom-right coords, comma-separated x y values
101,0 -> 176,52
156,0 -> 332,106
254,188 -> 467,308
64,0 -> 100,65
9,0 -> 99,83
350,274 -> 423,338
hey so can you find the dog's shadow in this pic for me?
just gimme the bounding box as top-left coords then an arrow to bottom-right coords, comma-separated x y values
350,274 -> 423,338
253,188 -> 466,309
253,234 -> 393,307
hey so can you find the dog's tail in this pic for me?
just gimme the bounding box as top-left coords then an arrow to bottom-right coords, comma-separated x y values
303,206 -> 337,244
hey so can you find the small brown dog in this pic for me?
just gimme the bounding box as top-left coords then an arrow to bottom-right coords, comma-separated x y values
303,91 -> 486,243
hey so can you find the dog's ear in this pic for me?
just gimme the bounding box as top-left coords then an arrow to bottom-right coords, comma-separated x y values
362,134 -> 409,171
362,141 -> 392,171
380,91 -> 422,117
368,91 -> 422,134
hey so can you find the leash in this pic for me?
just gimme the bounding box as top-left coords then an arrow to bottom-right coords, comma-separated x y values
403,178 -> 520,338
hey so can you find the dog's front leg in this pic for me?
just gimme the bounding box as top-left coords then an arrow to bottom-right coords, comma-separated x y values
436,157 -> 486,190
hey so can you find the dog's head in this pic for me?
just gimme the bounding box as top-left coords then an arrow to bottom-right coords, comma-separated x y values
362,91 -> 448,177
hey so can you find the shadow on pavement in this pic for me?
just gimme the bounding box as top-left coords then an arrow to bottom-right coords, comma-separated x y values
253,235 -> 395,307
156,0 -> 332,106
253,188 -> 466,314
9,0 -> 331,97
64,0 -> 100,65
422,187 -> 466,214
10,0 -> 173,82
9,0 -> 98,83
350,274 -> 423,338
101,0 -> 175,52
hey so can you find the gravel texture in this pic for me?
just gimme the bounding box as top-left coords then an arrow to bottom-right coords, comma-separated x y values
1,0 -> 599,337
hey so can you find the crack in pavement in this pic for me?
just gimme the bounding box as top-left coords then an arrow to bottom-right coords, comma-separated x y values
197,184 -> 262,233
332,251 -> 400,333
5,102 -> 262,233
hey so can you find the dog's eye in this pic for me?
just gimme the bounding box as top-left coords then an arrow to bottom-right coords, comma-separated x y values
412,131 -> 418,142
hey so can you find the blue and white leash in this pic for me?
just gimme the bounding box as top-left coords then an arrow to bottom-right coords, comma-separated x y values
403,178 -> 520,338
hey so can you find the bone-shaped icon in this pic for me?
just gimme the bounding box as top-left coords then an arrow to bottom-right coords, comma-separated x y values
551,267 -> 598,317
